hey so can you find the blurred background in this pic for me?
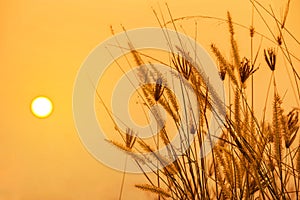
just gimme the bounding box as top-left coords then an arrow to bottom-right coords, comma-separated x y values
0,0 -> 299,199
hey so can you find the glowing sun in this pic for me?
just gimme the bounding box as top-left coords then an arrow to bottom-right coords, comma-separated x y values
31,96 -> 53,118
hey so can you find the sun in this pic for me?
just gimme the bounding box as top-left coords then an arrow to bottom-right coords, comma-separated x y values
31,96 -> 53,118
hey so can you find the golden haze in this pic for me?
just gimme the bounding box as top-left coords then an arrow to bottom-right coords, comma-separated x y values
0,0 -> 299,199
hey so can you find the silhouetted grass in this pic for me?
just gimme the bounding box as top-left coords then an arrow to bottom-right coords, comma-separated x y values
104,1 -> 300,199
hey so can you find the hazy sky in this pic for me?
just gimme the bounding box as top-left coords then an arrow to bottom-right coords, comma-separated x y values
0,0 -> 299,199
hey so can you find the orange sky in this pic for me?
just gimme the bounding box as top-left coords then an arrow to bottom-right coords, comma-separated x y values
0,0 -> 299,199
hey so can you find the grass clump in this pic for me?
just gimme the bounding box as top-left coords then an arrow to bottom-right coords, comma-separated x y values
101,1 -> 300,199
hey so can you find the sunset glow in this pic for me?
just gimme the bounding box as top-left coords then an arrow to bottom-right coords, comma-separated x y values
1,0 -> 299,199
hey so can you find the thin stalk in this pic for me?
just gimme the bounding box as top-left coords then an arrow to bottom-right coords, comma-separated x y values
118,156 -> 128,200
